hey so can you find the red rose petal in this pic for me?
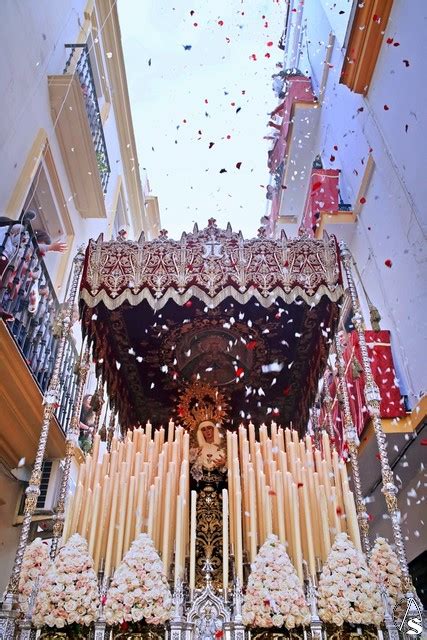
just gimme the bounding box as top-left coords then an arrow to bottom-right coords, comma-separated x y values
359,196 -> 366,204
386,37 -> 394,44
384,259 -> 393,268
384,104 -> 390,110
420,439 -> 427,446
218,20 -> 224,26
236,161 -> 242,169
266,41 -> 273,47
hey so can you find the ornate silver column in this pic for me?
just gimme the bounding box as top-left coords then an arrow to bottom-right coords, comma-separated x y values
334,333 -> 371,555
106,408 -> 116,453
50,345 -> 91,558
0,248 -> 85,639
310,402 -> 321,450
380,586 -> 400,640
89,376 -> 105,455
306,578 -> 322,639
17,576 -> 39,640
339,241 -> 411,590
322,371 -> 336,447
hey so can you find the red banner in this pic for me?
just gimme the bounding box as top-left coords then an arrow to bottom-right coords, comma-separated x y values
302,169 -> 340,234
321,330 -> 406,455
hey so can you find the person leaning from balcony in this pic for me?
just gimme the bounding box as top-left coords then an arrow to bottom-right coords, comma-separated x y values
79,394 -> 96,453
266,184 -> 276,200
0,214 -> 67,320
272,68 -> 286,98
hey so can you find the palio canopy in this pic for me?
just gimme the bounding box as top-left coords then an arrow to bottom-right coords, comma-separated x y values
80,220 -> 343,430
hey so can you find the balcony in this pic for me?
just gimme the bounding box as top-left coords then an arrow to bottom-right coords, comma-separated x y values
0,222 -> 78,468
48,44 -> 110,218
301,168 -> 355,238
266,73 -> 320,233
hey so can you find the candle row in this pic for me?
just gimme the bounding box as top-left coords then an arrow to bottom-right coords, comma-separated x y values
63,422 -> 190,579
230,424 -> 361,582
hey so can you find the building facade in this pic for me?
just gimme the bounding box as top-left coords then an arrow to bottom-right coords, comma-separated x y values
0,0 -> 159,596
266,0 -> 426,600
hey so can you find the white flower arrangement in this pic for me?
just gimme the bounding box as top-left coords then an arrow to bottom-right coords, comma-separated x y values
33,534 -> 99,629
18,538 -> 52,615
317,532 -> 384,627
242,534 -> 310,629
369,537 -> 404,608
104,533 -> 172,626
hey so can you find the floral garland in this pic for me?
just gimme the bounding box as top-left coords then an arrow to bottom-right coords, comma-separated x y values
369,537 -> 404,608
19,538 -> 52,615
242,534 -> 310,629
33,534 -> 99,629
317,533 -> 384,627
104,533 -> 172,626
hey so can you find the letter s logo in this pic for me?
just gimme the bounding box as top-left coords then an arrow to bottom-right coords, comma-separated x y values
406,616 -> 423,635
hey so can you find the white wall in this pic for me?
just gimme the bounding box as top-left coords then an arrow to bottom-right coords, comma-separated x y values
294,0 -> 427,407
0,0 -> 142,293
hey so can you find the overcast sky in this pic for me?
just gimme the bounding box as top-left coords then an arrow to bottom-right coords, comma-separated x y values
118,0 -> 285,239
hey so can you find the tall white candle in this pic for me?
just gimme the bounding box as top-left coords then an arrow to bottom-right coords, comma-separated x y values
189,490 -> 197,591
222,489 -> 229,594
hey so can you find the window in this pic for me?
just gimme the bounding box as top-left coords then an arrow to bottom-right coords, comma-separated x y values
87,10 -> 111,120
21,144 -> 74,286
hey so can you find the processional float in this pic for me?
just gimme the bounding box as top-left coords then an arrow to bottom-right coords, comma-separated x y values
0,220 -> 420,640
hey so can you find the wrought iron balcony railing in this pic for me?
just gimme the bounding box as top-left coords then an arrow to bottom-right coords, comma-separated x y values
64,43 -> 111,192
0,222 -> 79,433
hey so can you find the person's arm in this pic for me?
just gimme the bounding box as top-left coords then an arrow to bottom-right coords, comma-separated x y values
37,241 -> 67,256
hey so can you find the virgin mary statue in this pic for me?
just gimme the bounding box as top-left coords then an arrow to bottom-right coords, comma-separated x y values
194,420 -> 226,471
